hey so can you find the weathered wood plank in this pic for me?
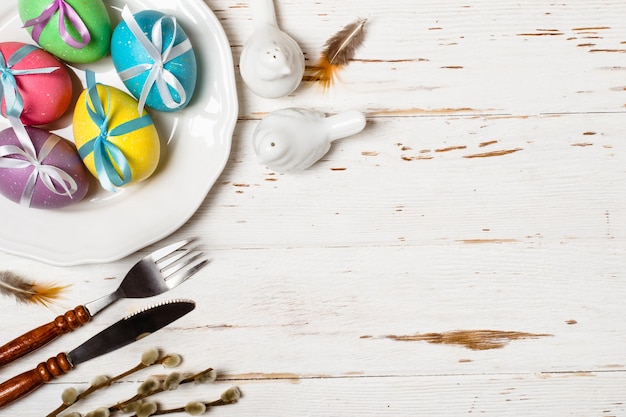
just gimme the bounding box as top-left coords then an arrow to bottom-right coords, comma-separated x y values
8,372 -> 626,416
184,113 -> 626,248
210,0 -> 626,116
2,240 -> 625,378
1,1 -> 625,416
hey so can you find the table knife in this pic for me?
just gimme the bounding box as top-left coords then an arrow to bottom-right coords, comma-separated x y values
0,237 -> 206,368
0,299 -> 195,409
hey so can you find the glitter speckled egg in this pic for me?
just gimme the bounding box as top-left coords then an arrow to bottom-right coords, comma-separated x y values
73,81 -> 160,190
111,9 -> 197,112
18,0 -> 112,64
0,42 -> 72,126
0,126 -> 89,209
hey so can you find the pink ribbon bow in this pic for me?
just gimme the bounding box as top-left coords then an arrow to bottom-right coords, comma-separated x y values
23,0 -> 91,49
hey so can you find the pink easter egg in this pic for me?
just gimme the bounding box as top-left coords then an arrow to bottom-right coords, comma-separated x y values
0,126 -> 89,209
0,42 -> 73,126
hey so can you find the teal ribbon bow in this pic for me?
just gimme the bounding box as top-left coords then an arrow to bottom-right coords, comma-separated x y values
78,70 -> 153,192
0,44 -> 59,119
0,44 -> 77,207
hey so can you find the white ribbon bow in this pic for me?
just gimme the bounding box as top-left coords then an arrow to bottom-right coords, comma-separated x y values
118,6 -> 192,114
0,119 -> 77,207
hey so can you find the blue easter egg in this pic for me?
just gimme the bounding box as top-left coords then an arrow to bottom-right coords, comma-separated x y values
111,10 -> 197,112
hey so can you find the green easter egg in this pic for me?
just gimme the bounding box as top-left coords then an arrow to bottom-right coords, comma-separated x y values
18,0 -> 112,64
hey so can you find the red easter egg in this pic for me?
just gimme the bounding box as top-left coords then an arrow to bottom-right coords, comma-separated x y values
0,42 -> 72,125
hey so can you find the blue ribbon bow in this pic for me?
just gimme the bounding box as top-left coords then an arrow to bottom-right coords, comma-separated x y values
78,70 -> 153,192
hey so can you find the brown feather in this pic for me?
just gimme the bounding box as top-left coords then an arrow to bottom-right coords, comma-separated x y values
312,18 -> 367,89
0,270 -> 69,308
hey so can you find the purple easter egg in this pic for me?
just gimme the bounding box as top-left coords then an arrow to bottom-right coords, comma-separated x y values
0,126 -> 89,209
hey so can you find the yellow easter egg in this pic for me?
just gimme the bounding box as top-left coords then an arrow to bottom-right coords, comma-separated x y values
73,80 -> 160,191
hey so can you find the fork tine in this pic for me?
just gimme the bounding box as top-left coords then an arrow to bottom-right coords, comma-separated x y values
165,257 -> 209,289
148,237 -> 197,262
157,244 -> 200,270
163,251 -> 204,278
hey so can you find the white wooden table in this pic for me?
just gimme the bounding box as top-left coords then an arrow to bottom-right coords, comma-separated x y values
2,0 -> 626,415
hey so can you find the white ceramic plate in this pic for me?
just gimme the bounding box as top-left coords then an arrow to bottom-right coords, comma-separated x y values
0,0 -> 237,266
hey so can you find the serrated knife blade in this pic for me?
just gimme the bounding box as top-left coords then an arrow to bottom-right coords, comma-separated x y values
0,299 -> 195,408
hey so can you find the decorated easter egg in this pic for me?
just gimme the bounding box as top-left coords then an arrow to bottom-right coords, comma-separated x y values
0,126 -> 89,209
0,42 -> 72,126
18,0 -> 112,64
73,72 -> 160,191
111,8 -> 197,113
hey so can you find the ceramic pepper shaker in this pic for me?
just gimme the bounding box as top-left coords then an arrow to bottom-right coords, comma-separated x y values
253,108 -> 366,173
239,0 -> 305,98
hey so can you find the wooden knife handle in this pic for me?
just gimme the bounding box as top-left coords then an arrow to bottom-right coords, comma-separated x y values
0,306 -> 90,367
0,352 -> 72,408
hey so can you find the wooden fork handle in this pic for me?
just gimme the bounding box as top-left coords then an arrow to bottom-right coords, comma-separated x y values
0,353 -> 72,408
0,306 -> 90,367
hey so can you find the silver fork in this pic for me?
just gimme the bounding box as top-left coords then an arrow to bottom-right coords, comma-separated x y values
0,238 -> 207,367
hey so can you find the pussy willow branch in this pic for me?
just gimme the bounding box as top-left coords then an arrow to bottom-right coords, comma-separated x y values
130,399 -> 234,416
109,368 -> 214,413
47,352 -> 179,417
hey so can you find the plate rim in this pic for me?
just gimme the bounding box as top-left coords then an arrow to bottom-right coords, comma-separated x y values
0,0 -> 238,266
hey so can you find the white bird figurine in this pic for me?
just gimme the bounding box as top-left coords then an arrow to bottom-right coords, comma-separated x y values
253,108 -> 367,173
239,0 -> 305,98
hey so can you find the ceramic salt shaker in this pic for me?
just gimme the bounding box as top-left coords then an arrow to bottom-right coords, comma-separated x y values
253,108 -> 366,173
239,0 -> 305,98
